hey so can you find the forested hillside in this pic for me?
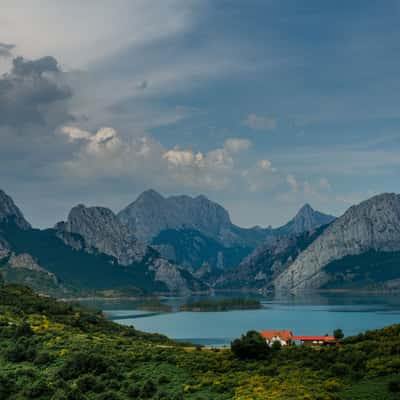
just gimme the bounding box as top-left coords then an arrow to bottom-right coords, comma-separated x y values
0,283 -> 399,399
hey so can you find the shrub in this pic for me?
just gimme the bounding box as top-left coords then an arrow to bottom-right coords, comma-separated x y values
15,321 -> 34,337
59,351 -> 109,380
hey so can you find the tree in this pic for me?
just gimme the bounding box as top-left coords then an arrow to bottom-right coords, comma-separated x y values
333,329 -> 344,340
231,330 -> 270,360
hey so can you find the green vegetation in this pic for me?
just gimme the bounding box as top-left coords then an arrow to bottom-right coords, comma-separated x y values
180,297 -> 262,311
0,283 -> 400,399
0,222 -> 168,295
231,330 -> 270,360
324,249 -> 400,289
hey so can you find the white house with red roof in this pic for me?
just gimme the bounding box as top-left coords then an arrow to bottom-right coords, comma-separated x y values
260,330 -> 293,346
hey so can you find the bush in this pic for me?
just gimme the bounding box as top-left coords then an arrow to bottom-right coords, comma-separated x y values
6,340 -> 36,362
15,321 -> 34,337
59,351 -> 109,380
34,351 -> 54,365
231,330 -> 270,360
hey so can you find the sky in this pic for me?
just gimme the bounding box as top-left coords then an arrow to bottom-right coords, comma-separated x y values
1,0 -> 400,229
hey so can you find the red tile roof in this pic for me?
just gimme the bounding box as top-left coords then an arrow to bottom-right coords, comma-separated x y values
292,336 -> 335,342
260,330 -> 293,341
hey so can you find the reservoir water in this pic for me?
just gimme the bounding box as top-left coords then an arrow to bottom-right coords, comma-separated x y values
99,292 -> 400,347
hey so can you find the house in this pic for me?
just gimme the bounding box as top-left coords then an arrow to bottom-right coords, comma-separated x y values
260,330 -> 293,346
292,335 -> 336,346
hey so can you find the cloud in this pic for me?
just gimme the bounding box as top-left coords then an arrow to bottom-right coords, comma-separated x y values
0,56 -> 72,127
59,126 -> 91,142
242,159 -> 279,192
287,174 -> 298,192
243,113 -> 277,131
61,125 -> 240,190
0,1 -> 202,67
223,138 -> 251,153
0,42 -> 15,58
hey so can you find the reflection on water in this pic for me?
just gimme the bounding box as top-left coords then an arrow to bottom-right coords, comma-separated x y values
87,292 -> 400,347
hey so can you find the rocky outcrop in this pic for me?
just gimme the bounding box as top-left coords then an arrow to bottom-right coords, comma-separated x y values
55,204 -> 148,265
0,189 -> 31,230
274,193 -> 400,290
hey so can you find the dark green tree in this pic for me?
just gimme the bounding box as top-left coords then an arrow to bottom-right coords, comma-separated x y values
333,328 -> 344,340
231,330 -> 270,360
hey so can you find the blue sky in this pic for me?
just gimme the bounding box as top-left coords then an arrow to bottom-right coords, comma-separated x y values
1,0 -> 400,228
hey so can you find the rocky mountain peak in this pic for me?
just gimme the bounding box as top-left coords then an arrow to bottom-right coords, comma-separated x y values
296,203 -> 314,216
55,204 -> 148,265
0,189 -> 31,230
274,192 -> 400,290
117,190 -> 235,244
136,189 -> 165,204
275,203 -> 335,237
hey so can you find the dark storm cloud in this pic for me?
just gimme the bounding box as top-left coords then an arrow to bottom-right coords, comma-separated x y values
0,56 -> 72,127
0,42 -> 15,57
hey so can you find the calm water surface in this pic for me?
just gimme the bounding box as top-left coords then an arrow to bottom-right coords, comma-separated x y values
100,292 -> 400,347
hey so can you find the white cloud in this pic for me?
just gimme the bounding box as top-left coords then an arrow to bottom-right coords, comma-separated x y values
243,113 -> 277,131
61,125 -> 241,190
163,148 -> 203,167
59,126 -> 91,142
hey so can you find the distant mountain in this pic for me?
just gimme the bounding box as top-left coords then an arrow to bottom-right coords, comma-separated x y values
274,204 -> 335,237
117,190 -> 336,274
117,189 -> 269,247
0,189 -> 206,295
274,193 -> 400,290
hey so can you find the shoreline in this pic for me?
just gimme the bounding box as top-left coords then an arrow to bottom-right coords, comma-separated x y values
56,288 -> 400,302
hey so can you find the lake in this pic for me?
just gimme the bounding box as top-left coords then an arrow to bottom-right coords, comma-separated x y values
101,292 -> 400,347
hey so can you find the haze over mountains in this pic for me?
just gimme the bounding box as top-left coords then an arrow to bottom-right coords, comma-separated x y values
1,187 -> 400,296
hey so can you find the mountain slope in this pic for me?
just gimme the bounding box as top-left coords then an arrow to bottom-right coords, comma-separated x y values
0,189 -> 31,230
55,204 -> 148,265
274,193 -> 400,290
54,204 -> 205,293
0,190 -> 206,295
215,225 -> 328,290
152,228 -> 252,272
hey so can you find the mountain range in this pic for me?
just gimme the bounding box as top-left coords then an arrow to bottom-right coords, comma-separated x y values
1,188 -> 400,296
